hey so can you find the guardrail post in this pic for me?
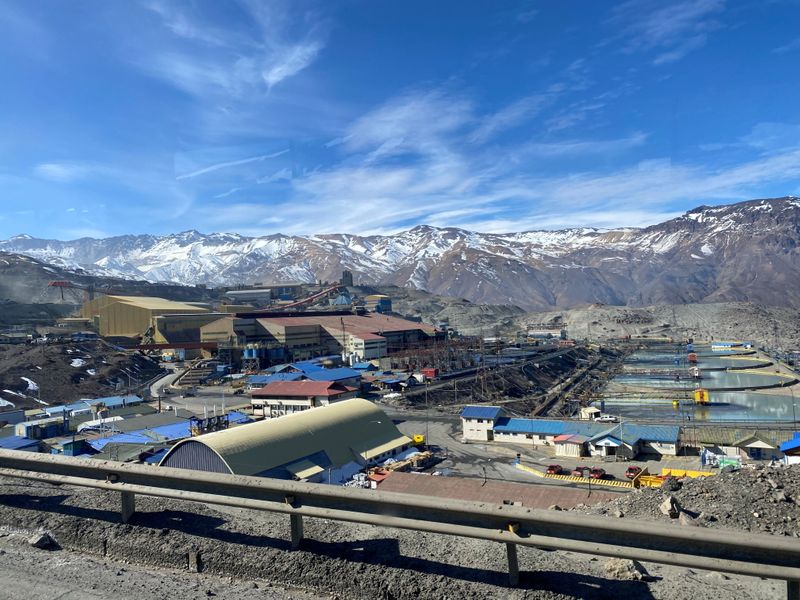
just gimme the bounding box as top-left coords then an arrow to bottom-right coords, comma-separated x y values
788,580 -> 800,600
506,542 -> 519,586
120,491 -> 135,523
290,513 -> 304,550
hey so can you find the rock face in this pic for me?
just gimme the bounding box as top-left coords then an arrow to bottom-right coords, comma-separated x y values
27,531 -> 55,550
603,558 -> 649,581
659,496 -> 682,519
2,197 -> 800,310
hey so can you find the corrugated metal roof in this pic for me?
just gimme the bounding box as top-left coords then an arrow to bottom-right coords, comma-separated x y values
251,380 -> 355,397
285,458 -> 326,479
0,436 -> 38,450
290,361 -> 326,371
494,418 -> 568,435
491,418 -> 679,444
160,398 -> 411,476
248,373 -> 305,384
111,411 -> 192,433
460,406 -> 504,420
591,423 -> 680,445
109,295 -> 209,312
44,395 -> 141,416
351,362 -> 377,370
227,411 -> 251,425
305,368 -> 361,382
88,420 -> 191,451
256,313 -> 437,336
779,432 -> 800,453
146,421 -> 192,441
690,427 -> 795,447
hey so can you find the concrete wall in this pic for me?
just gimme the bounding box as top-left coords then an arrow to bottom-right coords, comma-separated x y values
642,441 -> 678,456
555,443 -> 583,457
154,313 -> 226,344
252,391 -> 357,418
461,417 -> 495,441
492,431 -> 556,446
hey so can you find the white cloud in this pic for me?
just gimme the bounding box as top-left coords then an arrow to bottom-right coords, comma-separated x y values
137,1 -> 327,97
518,132 -> 648,157
469,95 -> 550,143
214,187 -> 241,199
176,150 -> 288,180
773,37 -> 800,54
256,167 -> 292,184
611,0 -> 725,65
143,1 -> 232,47
741,122 -> 800,151
34,163 -> 91,182
262,40 -> 324,90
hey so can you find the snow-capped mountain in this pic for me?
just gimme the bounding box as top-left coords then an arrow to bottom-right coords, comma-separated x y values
3,197 -> 799,310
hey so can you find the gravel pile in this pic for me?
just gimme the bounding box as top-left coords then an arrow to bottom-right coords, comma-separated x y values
580,465 -> 800,537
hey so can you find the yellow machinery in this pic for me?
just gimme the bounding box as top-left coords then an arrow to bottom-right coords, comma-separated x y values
694,388 -> 709,404
412,434 -> 425,446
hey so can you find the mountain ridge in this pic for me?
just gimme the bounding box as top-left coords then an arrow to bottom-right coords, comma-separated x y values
2,196 -> 799,310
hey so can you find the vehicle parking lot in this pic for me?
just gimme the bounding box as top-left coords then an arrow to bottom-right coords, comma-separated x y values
390,411 -> 707,485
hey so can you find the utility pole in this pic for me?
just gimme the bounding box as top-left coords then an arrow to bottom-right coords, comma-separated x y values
425,381 -> 430,449
340,317 -> 347,362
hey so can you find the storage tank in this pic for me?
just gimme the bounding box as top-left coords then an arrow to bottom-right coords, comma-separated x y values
687,353 -> 698,363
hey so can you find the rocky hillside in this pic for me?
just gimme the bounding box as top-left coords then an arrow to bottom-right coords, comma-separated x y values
519,302 -> 800,349
2,196 -> 799,310
0,252 -> 216,305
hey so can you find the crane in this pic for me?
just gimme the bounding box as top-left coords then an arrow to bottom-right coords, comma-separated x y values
48,280 -> 97,301
47,280 -> 120,302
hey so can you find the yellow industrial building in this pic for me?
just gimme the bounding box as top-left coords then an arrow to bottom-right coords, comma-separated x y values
80,295 -> 210,338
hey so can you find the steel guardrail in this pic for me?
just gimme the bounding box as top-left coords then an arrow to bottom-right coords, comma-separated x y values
0,449 -> 798,597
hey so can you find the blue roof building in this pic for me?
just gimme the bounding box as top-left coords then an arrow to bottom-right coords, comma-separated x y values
780,432 -> 800,454
460,406 -> 504,420
248,372 -> 305,387
44,395 -> 141,417
462,407 -> 681,458
0,436 -> 39,451
304,368 -> 362,383
351,362 -> 378,371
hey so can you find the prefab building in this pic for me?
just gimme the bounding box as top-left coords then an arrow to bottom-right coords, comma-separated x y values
250,380 -> 358,418
460,406 -> 504,441
80,295 -> 209,338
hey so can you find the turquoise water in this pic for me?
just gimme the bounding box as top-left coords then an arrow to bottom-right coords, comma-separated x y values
598,390 -> 800,423
615,369 -> 790,390
625,353 -> 768,371
602,343 -> 799,422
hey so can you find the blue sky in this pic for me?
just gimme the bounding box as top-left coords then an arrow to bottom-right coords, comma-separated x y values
1,0 -> 800,239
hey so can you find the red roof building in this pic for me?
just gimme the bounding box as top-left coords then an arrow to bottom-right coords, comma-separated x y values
251,381 -> 359,419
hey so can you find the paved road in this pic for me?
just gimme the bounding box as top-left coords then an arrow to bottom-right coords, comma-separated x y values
149,364 -> 181,398
392,412 -> 707,485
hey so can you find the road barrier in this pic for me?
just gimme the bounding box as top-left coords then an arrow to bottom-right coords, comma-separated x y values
515,462 -> 635,488
661,468 -> 715,479
0,449 -> 799,597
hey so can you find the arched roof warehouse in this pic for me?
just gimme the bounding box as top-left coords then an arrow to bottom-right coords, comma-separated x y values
159,398 -> 411,480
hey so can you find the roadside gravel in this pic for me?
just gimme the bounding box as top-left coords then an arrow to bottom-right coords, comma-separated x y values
0,475 -> 788,600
